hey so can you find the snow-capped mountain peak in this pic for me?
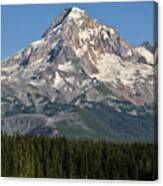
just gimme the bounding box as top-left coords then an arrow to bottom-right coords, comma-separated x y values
41,7 -> 87,38
1,7 -> 157,141
2,7 -> 157,110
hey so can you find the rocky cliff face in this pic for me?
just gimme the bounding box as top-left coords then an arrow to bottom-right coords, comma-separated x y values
1,7 -> 157,141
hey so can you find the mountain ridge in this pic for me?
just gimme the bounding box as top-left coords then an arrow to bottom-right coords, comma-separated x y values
1,7 -> 157,142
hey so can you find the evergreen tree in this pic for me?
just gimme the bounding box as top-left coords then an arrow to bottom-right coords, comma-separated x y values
1,134 -> 157,180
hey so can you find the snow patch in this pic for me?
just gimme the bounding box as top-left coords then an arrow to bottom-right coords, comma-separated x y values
57,61 -> 75,72
89,52 -> 153,91
30,80 -> 38,86
67,7 -> 85,26
51,41 -> 58,49
25,48 -> 32,56
128,110 -> 138,116
53,71 -> 65,89
74,46 -> 88,57
30,38 -> 45,50
65,76 -> 75,84
103,25 -> 115,35
108,28 -> 115,35
30,79 -> 46,86
69,7 -> 85,20
71,7 -> 85,13
2,64 -> 19,72
135,46 -> 153,65
51,24 -> 62,35
79,28 -> 93,42
101,30 -> 109,40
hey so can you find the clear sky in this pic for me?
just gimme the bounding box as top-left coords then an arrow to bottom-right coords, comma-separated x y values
1,1 -> 155,60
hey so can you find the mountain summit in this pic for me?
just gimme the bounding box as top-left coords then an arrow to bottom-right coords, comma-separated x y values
42,7 -> 87,37
1,7 -> 157,141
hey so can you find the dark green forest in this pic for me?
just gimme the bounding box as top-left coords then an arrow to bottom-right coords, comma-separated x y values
1,134 -> 158,180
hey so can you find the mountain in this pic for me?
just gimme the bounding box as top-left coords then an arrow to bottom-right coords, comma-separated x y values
1,7 -> 157,142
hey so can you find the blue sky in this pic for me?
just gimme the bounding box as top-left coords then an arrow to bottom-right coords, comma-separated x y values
1,1 -> 155,60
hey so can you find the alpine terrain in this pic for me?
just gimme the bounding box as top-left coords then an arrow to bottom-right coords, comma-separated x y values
1,7 -> 158,142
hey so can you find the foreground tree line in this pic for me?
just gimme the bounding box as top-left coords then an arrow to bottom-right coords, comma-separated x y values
1,134 -> 157,180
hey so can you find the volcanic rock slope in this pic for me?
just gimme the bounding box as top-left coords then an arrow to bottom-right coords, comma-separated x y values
1,7 -> 157,142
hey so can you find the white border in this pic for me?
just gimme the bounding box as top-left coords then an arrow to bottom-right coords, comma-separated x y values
0,0 -> 162,186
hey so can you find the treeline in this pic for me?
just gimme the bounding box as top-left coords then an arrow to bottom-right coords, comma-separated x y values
1,134 -> 157,180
